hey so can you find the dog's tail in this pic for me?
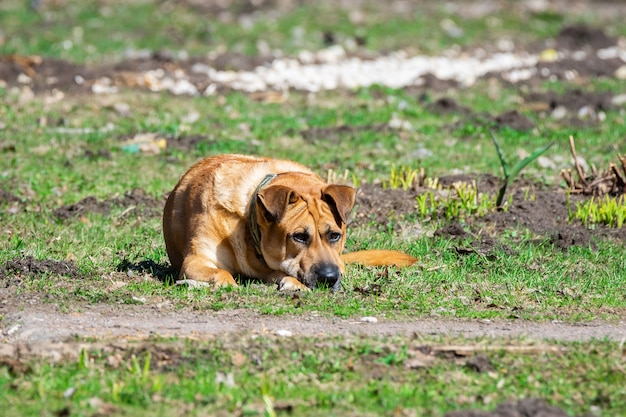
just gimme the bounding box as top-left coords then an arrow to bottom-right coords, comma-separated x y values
341,250 -> 417,267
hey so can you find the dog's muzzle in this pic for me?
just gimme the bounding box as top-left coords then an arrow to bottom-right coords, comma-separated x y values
310,263 -> 341,291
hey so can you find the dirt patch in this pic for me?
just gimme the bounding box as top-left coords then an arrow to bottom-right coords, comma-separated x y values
53,188 -> 163,220
524,89 -> 614,113
117,132 -> 213,153
165,134 -> 212,151
554,24 -> 618,52
0,189 -> 23,215
527,23 -> 623,85
493,110 -> 535,131
0,55 -> 94,94
464,353 -> 496,373
445,398 -> 569,417
431,88 -> 615,134
0,256 -> 79,287
353,179 -> 626,247
116,258 -> 174,283
352,183 -> 420,228
2,303 -> 625,344
0,189 -> 21,204
426,97 -> 472,115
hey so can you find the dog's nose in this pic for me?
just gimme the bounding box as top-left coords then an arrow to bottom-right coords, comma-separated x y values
315,263 -> 340,288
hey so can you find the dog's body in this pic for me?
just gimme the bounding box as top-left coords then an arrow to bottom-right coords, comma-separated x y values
163,154 -> 415,291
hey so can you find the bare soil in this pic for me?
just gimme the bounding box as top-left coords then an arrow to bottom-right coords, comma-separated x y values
3,302 -> 625,344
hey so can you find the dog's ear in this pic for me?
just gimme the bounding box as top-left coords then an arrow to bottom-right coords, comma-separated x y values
257,185 -> 301,223
322,185 -> 356,226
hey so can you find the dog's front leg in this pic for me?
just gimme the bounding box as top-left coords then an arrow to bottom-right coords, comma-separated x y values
177,255 -> 238,288
268,271 -> 309,291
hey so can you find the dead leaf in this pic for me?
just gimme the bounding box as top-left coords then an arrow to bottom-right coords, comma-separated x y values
405,350 -> 436,369
231,351 -> 246,367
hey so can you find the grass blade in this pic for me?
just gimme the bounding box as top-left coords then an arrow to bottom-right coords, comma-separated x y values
490,131 -> 509,179
509,142 -> 555,179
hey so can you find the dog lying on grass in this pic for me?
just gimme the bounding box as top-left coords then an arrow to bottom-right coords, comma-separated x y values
163,154 -> 415,291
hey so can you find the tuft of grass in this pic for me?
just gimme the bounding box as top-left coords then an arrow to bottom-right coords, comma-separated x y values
383,165 -> 424,191
568,194 -> 626,229
413,181 -> 502,222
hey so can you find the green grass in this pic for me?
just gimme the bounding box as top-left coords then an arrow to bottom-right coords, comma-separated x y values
0,0 -> 592,63
5,218 -> 625,321
2,2 -> 626,416
1,336 -> 625,416
2,2 -> 626,321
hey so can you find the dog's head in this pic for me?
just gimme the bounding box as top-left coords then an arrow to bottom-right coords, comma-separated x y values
254,175 -> 356,291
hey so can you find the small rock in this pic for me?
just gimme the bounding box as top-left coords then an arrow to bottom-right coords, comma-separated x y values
17,73 -> 33,84
537,156 -> 557,169
597,47 -> 619,60
88,398 -> 104,409
611,94 -> 626,106
215,372 -> 236,388
388,114 -> 413,130
5,324 -> 20,336
615,65 -> 626,80
275,329 -> 293,337
539,48 -> 558,62
577,105 -> 595,119
360,316 -> 378,323
63,387 -> 77,398
113,102 -> 131,116
440,18 -> 464,38
181,111 -> 200,124
92,77 -> 118,94
411,147 -> 433,159
551,106 -> 567,120
175,279 -> 211,288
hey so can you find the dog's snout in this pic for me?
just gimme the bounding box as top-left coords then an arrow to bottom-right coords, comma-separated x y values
314,263 -> 341,288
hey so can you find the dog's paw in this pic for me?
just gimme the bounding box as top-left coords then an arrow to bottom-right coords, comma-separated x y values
278,276 -> 310,292
175,279 -> 212,288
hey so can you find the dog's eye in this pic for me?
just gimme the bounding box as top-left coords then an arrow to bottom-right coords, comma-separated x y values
292,232 -> 309,244
328,232 -> 342,243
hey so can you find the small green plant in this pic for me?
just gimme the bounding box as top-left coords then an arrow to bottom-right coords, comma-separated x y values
77,348 -> 89,370
383,165 -> 424,190
414,181 -> 501,221
568,194 -> 626,228
490,132 -> 554,207
261,378 -> 277,417
326,168 -> 357,187
416,191 -> 436,218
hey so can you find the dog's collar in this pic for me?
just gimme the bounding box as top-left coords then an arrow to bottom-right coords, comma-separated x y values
248,173 -> 277,260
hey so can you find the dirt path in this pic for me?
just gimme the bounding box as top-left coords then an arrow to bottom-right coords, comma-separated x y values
3,304 -> 625,343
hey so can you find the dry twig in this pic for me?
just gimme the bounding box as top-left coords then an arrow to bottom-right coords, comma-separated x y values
561,136 -> 625,196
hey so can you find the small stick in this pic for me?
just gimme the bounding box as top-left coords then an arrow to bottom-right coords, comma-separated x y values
560,169 -> 574,189
569,135 -> 588,186
610,163 -> 625,193
619,154 -> 626,178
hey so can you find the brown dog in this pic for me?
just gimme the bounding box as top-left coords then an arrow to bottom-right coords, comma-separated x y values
163,154 -> 415,291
